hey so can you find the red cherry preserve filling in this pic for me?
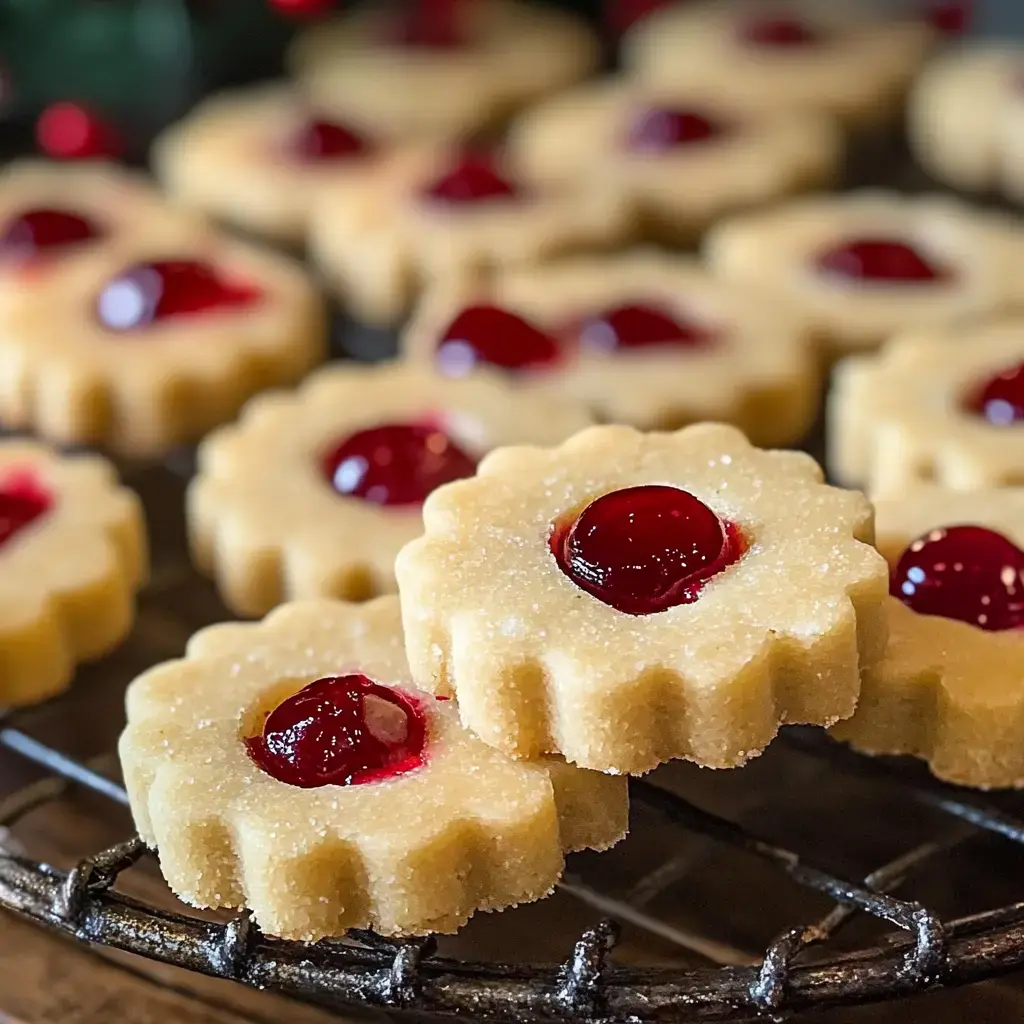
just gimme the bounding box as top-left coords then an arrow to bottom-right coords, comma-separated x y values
815,239 -> 951,284
891,525 -> 1024,630
96,260 -> 261,331
0,469 -> 52,548
963,360 -> 1024,426
550,484 -> 744,615
625,108 -> 723,154
436,305 -> 561,375
322,422 -> 477,507
738,15 -> 821,47
422,155 -> 518,205
247,674 -> 427,788
284,118 -> 371,163
384,0 -> 468,47
578,303 -> 716,352
0,208 -> 103,263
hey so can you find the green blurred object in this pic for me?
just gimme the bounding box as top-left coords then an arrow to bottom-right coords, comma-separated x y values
0,0 -> 294,140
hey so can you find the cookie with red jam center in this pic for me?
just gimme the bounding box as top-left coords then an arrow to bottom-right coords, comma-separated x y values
396,423 -> 888,774
189,362 -> 592,617
118,596 -> 628,939
832,486 -> 1024,789
0,440 -> 146,707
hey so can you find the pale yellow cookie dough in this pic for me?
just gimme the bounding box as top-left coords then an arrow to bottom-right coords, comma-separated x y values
0,441 -> 146,707
829,318 -> 1024,491
403,252 -> 820,446
119,596 -> 628,939
623,0 -> 935,129
0,232 -> 326,458
706,191 -> 1024,359
506,79 -> 842,243
188,361 -> 593,617
289,0 -> 599,141
396,423 -> 889,774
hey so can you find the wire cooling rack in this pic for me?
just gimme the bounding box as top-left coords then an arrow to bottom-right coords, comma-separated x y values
3,445 -> 1024,1023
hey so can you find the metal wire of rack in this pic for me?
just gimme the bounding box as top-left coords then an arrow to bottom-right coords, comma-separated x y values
4,680 -> 1024,1024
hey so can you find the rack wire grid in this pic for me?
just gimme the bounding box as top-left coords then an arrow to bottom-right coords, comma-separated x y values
1,399 -> 1024,1024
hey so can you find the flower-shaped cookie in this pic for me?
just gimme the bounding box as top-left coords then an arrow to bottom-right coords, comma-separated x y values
909,44 -> 1024,200
833,487 -> 1024,788
829,318 -> 1024,491
119,596 -> 628,939
506,80 -> 842,243
0,440 -> 146,707
0,232 -> 325,458
396,423 -> 889,774
705,191 -> 1024,358
308,146 -> 628,325
152,84 -> 408,245
622,0 -> 935,129
0,159 -> 197,308
189,362 -> 592,617
402,252 -> 819,446
289,0 -> 599,141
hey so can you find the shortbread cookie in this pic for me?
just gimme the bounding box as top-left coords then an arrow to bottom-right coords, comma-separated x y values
622,0 -> 935,129
119,596 -> 628,939
153,84 -> 402,245
403,252 -> 819,446
829,318 -> 1024,491
188,362 -> 592,617
289,0 -> 598,141
396,423 -> 889,774
0,233 -> 325,457
0,441 -> 146,707
909,44 -> 1024,200
833,485 -> 1024,787
506,80 -> 842,243
0,160 -> 196,307
309,146 -> 627,325
706,191 -> 1024,358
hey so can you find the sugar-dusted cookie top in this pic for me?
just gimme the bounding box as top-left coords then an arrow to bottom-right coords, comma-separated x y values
396,423 -> 889,774
189,361 -> 593,616
119,596 -> 628,939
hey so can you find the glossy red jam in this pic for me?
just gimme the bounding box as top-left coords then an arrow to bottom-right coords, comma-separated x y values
322,422 -> 477,507
0,208 -> 102,263
285,118 -> 371,162
963,360 -> 1024,427
926,1 -> 972,34
422,155 -> 518,205
96,260 -> 261,331
891,524 -> 1024,631
625,108 -> 722,153
385,0 -> 467,47
550,485 -> 744,615
436,305 -> 562,375
577,303 -> 716,352
0,469 -> 53,548
815,239 -> 950,284
738,15 -> 821,47
246,674 -> 428,789
605,0 -> 671,34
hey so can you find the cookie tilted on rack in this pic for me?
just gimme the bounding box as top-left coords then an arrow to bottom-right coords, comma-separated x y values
308,145 -> 628,325
0,441 -> 146,707
289,0 -> 598,141
829,318 -> 1024,491
0,231 -> 326,458
396,423 -> 889,775
119,597 -> 628,940
833,486 -> 1024,789
506,80 -> 842,244
622,0 -> 935,129
403,252 -> 819,446
705,191 -> 1024,359
189,362 -> 592,617
152,84 -> 404,246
